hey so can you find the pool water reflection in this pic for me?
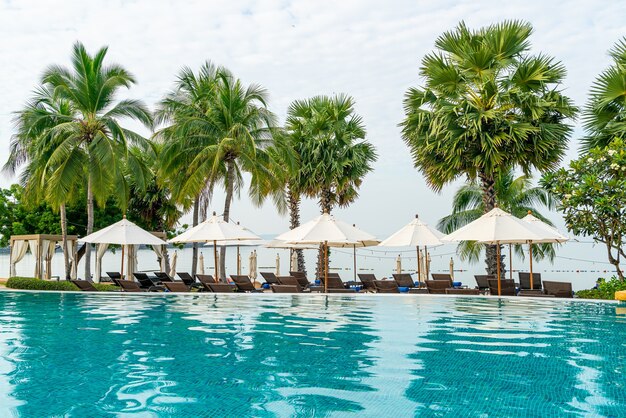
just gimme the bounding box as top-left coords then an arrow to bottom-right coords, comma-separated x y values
0,292 -> 624,417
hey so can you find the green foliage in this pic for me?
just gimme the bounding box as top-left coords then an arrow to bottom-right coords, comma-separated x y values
582,38 -> 626,151
6,277 -> 118,291
438,171 -> 557,263
401,20 -> 576,189
576,277 -> 626,300
542,139 -> 626,279
0,184 -> 124,247
285,94 -> 377,212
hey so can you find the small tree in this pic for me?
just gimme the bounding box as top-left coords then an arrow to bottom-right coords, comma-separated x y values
542,139 -> 626,280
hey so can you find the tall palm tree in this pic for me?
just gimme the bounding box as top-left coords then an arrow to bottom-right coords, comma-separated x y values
582,37 -> 626,151
155,62 -> 223,276
17,42 -> 154,280
157,63 -> 278,280
285,94 -> 377,277
438,172 -> 557,270
401,21 -> 577,275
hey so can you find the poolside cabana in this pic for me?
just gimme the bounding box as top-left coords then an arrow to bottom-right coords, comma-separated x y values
9,234 -> 78,280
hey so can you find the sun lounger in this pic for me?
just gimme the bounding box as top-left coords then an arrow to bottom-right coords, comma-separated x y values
518,290 -> 555,297
328,288 -> 357,293
117,280 -> 145,292
163,282 -> 190,292
106,272 -> 123,284
431,273 -> 453,281
231,275 -> 263,292
206,283 -> 236,293
488,279 -> 516,296
408,288 -> 429,294
277,276 -> 304,292
260,272 -> 280,286
425,280 -> 451,294
289,271 -> 311,288
271,285 -> 300,293
70,280 -> 98,291
196,275 -> 217,291
320,275 -> 348,290
446,288 -> 480,295
132,273 -> 164,291
373,280 -> 400,293
543,281 -> 573,298
474,275 -> 494,291
154,272 -> 174,282
177,272 -> 199,288
357,274 -> 378,291
518,272 -> 542,290
393,273 -> 417,289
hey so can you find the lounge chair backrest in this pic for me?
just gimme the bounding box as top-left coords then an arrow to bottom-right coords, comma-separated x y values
474,275 -> 495,289
543,280 -> 573,298
154,272 -> 174,282
392,273 -> 415,288
518,272 -> 542,290
163,282 -> 190,292
488,279 -> 516,296
260,272 -> 280,284
207,283 -> 236,293
327,272 -> 341,279
271,284 -> 300,293
106,272 -> 122,280
196,274 -> 216,284
373,280 -> 400,293
177,272 -> 196,286
321,275 -> 345,289
133,272 -> 155,289
446,288 -> 480,295
431,273 -> 452,281
425,280 -> 450,294
289,271 -> 310,287
277,276 -> 302,291
118,280 -> 143,292
357,274 -> 377,290
71,280 -> 98,291
231,275 -> 257,292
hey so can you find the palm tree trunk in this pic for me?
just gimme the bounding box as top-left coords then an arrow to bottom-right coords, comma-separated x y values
479,171 -> 504,277
220,160 -> 235,281
85,175 -> 94,280
287,186 -> 305,274
60,203 -> 70,280
191,196 -> 199,276
316,188 -> 333,279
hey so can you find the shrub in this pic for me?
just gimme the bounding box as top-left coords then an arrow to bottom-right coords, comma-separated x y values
576,277 -> 626,300
5,277 -> 118,292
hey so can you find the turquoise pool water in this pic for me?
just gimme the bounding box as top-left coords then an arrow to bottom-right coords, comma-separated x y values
0,292 -> 625,417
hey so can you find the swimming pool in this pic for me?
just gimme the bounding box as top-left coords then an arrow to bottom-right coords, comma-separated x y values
0,291 -> 624,417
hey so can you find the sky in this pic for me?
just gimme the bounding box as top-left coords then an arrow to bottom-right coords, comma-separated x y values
1,0 -> 625,281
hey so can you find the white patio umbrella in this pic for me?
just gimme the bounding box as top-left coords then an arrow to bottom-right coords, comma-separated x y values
379,214 -> 445,282
170,212 -> 261,281
80,216 -> 166,281
275,253 -> 280,275
396,255 -> 402,274
443,207 -> 546,296
275,212 -> 379,292
522,211 -> 570,289
290,250 -> 298,272
169,250 -> 177,278
199,252 -> 205,274
249,250 -> 258,284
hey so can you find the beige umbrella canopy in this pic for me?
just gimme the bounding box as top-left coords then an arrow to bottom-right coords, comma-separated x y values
275,212 -> 379,292
170,212 -> 261,281
249,250 -> 258,283
80,216 -> 167,281
379,214 -> 445,282
521,211 -> 569,289
443,207 -> 546,296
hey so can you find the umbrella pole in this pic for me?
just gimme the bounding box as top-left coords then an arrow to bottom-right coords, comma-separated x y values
353,244 -> 357,282
529,242 -> 534,290
497,243 -> 502,296
324,241 -> 328,293
213,240 -> 218,283
416,246 -> 421,286
121,245 -> 125,281
509,244 -> 513,281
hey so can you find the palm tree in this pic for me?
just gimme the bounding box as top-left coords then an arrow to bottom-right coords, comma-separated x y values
17,42 -> 154,280
285,94 -> 377,277
438,172 -> 557,272
401,21 -> 577,275
157,63 -> 278,280
581,37 -> 626,151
